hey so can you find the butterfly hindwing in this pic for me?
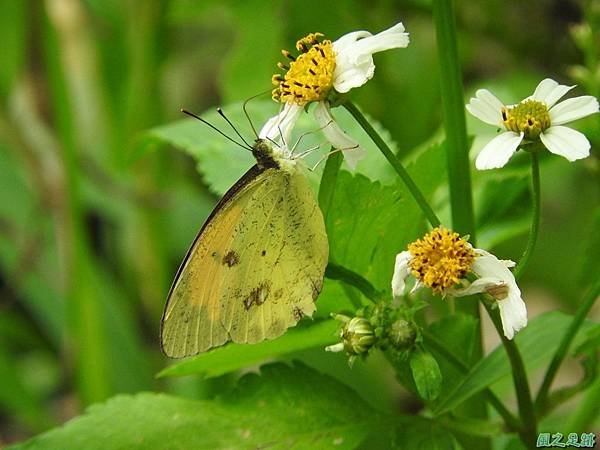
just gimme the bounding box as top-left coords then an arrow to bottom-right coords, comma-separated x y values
160,164 -> 328,358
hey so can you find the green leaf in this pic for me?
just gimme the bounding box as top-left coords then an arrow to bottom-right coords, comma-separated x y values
434,311 -> 600,415
145,100 -> 407,196
12,362 -> 379,450
0,0 -> 26,98
0,346 -> 55,432
318,150 -> 344,221
219,0 -> 284,102
410,349 -> 442,401
427,314 -> 479,397
394,416 -> 456,450
438,416 -> 502,438
158,320 -> 339,378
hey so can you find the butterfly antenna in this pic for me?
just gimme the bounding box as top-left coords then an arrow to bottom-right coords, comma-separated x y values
180,109 -> 252,151
242,88 -> 272,139
216,107 -> 253,148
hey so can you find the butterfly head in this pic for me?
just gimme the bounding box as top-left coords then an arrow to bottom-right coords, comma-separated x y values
252,138 -> 290,170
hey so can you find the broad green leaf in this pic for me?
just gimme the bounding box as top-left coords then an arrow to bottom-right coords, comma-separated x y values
434,311 -> 599,415
438,416 -> 502,438
323,140 -> 446,294
145,100 -> 404,195
394,416 -> 456,450
12,362 -> 379,450
410,349 -> 442,401
318,150 -> 344,221
158,320 -> 339,378
427,314 -> 479,398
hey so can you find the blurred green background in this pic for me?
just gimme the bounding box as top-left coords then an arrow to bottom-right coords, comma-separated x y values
0,0 -> 598,445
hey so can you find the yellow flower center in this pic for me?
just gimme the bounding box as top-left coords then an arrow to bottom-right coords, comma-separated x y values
272,32 -> 336,105
408,227 -> 476,294
502,99 -> 551,139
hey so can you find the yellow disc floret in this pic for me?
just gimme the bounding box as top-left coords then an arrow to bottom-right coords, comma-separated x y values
408,227 -> 476,294
502,99 -> 551,139
272,32 -> 336,105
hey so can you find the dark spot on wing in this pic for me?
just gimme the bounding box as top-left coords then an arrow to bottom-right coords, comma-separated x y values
261,250 -> 267,256
292,307 -> 305,321
222,250 -> 240,267
311,278 -> 323,301
242,281 -> 272,310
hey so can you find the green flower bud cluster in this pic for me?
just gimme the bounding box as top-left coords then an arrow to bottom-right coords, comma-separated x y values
326,302 -> 418,365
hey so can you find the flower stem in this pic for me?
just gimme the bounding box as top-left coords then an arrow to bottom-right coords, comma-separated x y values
482,301 -> 537,446
535,278 -> 600,411
514,151 -> 541,280
342,101 -> 441,228
423,331 -> 520,430
432,0 -> 476,240
432,1 -> 487,440
325,263 -> 383,303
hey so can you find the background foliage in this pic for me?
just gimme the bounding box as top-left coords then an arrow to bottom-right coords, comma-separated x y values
0,0 -> 598,448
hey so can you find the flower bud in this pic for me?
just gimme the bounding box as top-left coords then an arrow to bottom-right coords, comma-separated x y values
326,316 -> 376,357
387,318 -> 417,350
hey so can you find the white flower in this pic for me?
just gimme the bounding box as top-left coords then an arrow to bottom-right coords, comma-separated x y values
392,227 -> 527,340
466,78 -> 599,170
261,23 -> 409,169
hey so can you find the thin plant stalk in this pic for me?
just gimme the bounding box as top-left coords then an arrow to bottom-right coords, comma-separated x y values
432,1 -> 487,444
536,278 -> 600,410
423,331 -> 520,430
483,302 -> 537,445
514,151 -> 541,280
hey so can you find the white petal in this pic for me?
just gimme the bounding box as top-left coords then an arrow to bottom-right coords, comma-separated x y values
325,343 -> 345,353
466,89 -> 505,126
475,249 -> 515,268
471,251 -> 527,340
498,293 -> 528,340
447,277 -> 503,297
258,102 -> 303,148
331,30 -> 372,54
332,23 -> 409,93
391,251 -> 413,297
549,96 -> 600,125
475,131 -> 524,170
313,102 -> 366,169
539,126 -> 591,161
531,78 -> 575,107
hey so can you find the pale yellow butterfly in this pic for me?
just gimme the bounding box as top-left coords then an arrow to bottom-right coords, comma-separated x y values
160,112 -> 328,358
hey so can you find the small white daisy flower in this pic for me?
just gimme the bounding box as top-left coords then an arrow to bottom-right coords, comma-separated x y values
466,78 -> 599,170
392,227 -> 527,340
260,24 -> 410,169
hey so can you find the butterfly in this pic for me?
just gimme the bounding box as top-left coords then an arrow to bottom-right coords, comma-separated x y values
160,111 -> 329,358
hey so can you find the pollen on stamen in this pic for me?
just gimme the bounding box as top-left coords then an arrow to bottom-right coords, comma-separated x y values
502,99 -> 551,139
271,32 -> 337,106
407,227 -> 476,294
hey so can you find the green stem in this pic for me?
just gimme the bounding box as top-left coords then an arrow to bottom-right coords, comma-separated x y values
432,2 -> 486,443
514,151 -> 541,280
482,302 -> 537,445
325,263 -> 382,303
342,101 -> 441,228
432,0 -> 476,240
535,278 -> 600,410
423,331 -> 520,430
